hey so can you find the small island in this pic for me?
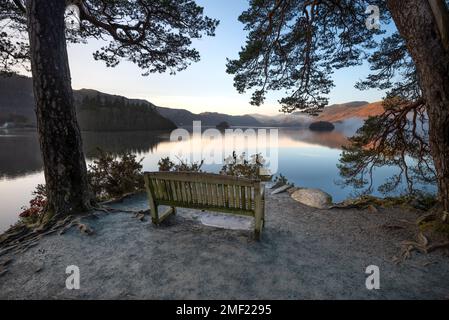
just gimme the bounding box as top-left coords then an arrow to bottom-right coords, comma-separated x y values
309,121 -> 335,132
216,121 -> 230,131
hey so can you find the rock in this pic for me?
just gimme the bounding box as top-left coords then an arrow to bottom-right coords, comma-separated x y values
271,184 -> 291,195
78,223 -> 94,235
136,213 -> 146,222
291,188 -> 333,209
287,187 -> 300,195
367,205 -> 378,213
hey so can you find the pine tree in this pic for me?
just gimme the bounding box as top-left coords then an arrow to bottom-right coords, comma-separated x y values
228,0 -> 449,220
1,0 -> 218,221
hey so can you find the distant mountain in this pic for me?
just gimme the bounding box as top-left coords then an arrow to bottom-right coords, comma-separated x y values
157,106 -> 315,127
317,101 -> 383,123
249,112 -> 310,127
0,74 -> 384,132
156,106 -> 264,127
0,74 -> 176,131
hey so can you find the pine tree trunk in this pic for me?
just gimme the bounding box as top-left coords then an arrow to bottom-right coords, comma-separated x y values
26,0 -> 92,219
387,0 -> 449,216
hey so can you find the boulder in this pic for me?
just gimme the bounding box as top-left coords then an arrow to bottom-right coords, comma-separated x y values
291,188 -> 333,209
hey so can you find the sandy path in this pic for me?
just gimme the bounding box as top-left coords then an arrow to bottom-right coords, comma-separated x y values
0,191 -> 448,299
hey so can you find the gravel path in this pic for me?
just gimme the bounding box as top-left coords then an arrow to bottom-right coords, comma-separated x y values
0,191 -> 448,299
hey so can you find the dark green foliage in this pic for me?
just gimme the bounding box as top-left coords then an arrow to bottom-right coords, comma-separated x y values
1,0 -> 218,76
0,1 -> 29,74
87,149 -> 144,201
227,0 -> 388,113
158,157 -> 204,172
158,157 -> 176,172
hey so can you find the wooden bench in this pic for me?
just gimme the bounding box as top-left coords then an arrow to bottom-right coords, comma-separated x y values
143,172 -> 265,239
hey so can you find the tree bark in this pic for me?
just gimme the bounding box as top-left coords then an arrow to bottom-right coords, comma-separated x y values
26,0 -> 92,218
387,0 -> 449,215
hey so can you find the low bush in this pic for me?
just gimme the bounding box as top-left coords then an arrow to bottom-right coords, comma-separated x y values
19,184 -> 47,225
88,150 -> 144,201
219,151 -> 266,179
158,157 -> 204,172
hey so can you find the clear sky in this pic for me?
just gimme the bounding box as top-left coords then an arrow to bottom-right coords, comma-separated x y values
67,0 -> 388,116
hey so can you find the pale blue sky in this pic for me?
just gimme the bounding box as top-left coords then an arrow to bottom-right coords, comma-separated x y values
67,0 -> 388,115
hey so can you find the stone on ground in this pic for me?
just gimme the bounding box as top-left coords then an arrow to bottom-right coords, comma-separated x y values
291,188 -> 333,209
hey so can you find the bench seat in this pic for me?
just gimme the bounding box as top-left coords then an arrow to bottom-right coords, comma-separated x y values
143,172 -> 265,240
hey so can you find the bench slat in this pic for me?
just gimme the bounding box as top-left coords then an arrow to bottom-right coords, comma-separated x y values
145,171 -> 258,187
206,182 -> 213,206
241,186 -> 246,211
228,184 -> 234,208
235,185 -> 241,209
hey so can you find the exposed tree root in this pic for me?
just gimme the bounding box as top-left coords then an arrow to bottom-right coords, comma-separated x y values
393,232 -> 449,264
0,203 -> 151,258
0,214 -> 75,257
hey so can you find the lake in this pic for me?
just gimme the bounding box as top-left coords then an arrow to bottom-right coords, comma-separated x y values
0,127 -> 426,233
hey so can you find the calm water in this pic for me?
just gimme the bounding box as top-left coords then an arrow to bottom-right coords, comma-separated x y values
0,127 -> 425,232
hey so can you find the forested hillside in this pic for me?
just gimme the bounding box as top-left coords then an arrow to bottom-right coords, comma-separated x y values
74,89 -> 176,131
0,75 -> 177,131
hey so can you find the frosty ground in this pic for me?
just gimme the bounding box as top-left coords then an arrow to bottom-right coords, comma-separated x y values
0,191 -> 448,299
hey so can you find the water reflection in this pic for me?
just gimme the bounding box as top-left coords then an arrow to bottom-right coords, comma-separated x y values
82,131 -> 169,159
0,130 -> 171,178
0,130 -> 43,179
0,128 -> 349,179
0,127 -> 353,232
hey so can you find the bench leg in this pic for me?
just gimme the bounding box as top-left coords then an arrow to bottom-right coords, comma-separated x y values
151,205 -> 159,225
254,214 -> 263,240
254,185 -> 264,240
254,204 -> 263,241
144,175 -> 160,225
157,206 -> 176,224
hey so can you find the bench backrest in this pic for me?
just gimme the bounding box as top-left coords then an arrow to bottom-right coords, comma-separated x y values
143,172 -> 262,216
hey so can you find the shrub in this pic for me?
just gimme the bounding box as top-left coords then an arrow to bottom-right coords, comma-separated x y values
158,157 -> 175,172
19,151 -> 145,220
88,150 -> 144,201
220,151 -> 266,179
19,184 -> 47,224
158,157 -> 204,172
